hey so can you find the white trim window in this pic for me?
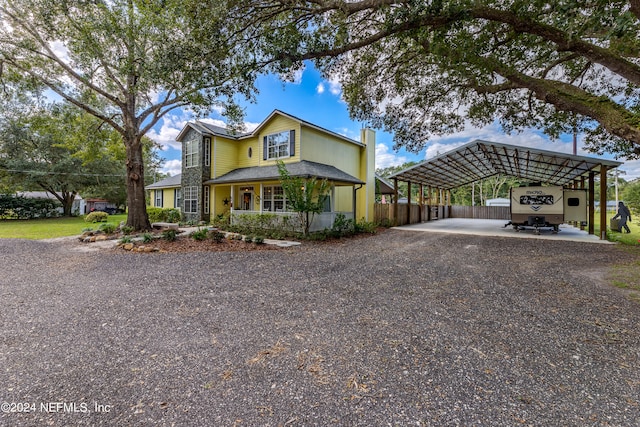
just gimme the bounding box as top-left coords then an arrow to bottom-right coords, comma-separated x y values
203,186 -> 210,214
184,186 -> 198,213
155,190 -> 163,207
263,130 -> 295,161
185,139 -> 198,168
204,137 -> 211,167
262,185 -> 287,212
174,188 -> 182,210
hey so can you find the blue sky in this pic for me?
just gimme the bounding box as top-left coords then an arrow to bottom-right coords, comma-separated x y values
149,62 -> 640,182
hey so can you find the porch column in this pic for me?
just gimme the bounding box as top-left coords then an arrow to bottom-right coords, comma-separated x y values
600,166 -> 608,240
259,184 -> 264,214
230,185 -> 235,214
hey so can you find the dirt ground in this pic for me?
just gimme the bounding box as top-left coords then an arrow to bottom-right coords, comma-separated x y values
1,229 -> 639,426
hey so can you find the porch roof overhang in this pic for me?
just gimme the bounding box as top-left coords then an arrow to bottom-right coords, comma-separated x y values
389,140 -> 623,189
205,160 -> 364,186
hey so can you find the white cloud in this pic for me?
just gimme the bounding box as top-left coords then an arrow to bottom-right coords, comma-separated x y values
49,40 -> 71,64
422,122 -> 573,160
198,117 -> 227,128
316,75 -> 342,97
161,159 -> 182,177
328,77 -> 342,96
619,158 -> 640,182
376,143 -> 409,169
146,113 -> 190,151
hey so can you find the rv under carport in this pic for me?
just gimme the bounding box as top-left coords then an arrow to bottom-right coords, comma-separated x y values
387,140 -> 623,240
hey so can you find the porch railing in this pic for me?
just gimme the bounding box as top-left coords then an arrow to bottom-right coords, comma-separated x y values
231,210 -> 353,233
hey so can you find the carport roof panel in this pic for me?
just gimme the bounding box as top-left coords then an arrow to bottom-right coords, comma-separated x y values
389,140 -> 623,189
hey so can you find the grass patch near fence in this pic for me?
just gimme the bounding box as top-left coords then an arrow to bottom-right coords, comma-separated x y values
0,214 -> 127,239
591,212 -> 640,246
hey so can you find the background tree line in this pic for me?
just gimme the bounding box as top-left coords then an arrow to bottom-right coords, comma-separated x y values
0,98 -> 162,216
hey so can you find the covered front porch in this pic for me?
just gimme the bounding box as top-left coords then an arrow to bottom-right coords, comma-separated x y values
206,160 -> 366,233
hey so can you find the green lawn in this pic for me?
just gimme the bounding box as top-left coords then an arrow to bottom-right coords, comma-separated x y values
0,214 -> 127,239
594,211 -> 640,246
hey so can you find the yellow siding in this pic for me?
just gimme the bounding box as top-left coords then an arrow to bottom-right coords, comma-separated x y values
212,185 -> 232,218
300,127 -> 361,177
163,189 -> 175,209
357,129 -> 376,222
211,136 -> 239,178
236,139 -> 260,169
334,187 -> 353,213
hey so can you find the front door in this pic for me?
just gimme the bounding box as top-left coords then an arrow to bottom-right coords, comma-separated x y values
241,191 -> 253,210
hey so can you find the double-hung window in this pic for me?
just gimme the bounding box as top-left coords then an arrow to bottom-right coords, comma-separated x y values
262,185 -> 287,212
174,188 -> 182,210
154,190 -> 163,207
185,139 -> 198,168
204,137 -> 211,167
203,186 -> 210,214
184,186 -> 198,213
263,130 -> 295,161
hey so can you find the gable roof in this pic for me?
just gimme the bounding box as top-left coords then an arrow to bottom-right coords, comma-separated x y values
251,110 -> 364,147
176,110 -> 363,147
389,140 -> 622,190
205,160 -> 364,186
145,174 -> 182,190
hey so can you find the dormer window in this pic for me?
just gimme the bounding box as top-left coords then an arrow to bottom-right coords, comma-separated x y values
263,130 -> 295,160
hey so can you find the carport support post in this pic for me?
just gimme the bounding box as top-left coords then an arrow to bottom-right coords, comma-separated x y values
588,172 -> 595,236
420,184 -> 424,222
427,186 -> 432,221
407,181 -> 412,224
580,177 -> 586,230
600,166 -> 608,240
393,178 -> 398,226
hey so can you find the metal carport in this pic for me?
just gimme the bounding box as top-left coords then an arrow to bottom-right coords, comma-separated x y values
388,140 -> 623,240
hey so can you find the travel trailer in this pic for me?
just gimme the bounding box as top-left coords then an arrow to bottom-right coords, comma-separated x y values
506,185 -> 587,234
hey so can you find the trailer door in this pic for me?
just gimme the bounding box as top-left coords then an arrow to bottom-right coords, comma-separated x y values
563,189 -> 587,222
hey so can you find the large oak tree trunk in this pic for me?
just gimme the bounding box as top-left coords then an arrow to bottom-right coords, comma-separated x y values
125,137 -> 151,231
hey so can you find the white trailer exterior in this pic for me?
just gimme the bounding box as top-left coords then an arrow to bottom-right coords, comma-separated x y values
508,186 -> 587,233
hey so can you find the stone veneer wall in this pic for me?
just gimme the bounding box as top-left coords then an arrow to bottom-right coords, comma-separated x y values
181,128 -> 211,223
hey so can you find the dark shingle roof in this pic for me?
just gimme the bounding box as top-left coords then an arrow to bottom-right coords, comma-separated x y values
145,174 -> 182,189
205,161 -> 363,185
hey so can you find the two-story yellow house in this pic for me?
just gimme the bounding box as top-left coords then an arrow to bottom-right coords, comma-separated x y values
146,110 -> 375,231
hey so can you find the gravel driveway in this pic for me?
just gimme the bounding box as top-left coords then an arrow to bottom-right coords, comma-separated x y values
1,230 -> 639,426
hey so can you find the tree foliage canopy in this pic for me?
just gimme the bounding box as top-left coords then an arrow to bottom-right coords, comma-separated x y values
0,0 -> 257,228
0,101 -> 161,215
232,0 -> 640,158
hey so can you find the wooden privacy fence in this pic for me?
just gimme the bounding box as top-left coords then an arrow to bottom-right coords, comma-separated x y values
450,206 -> 510,220
374,204 -> 510,225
